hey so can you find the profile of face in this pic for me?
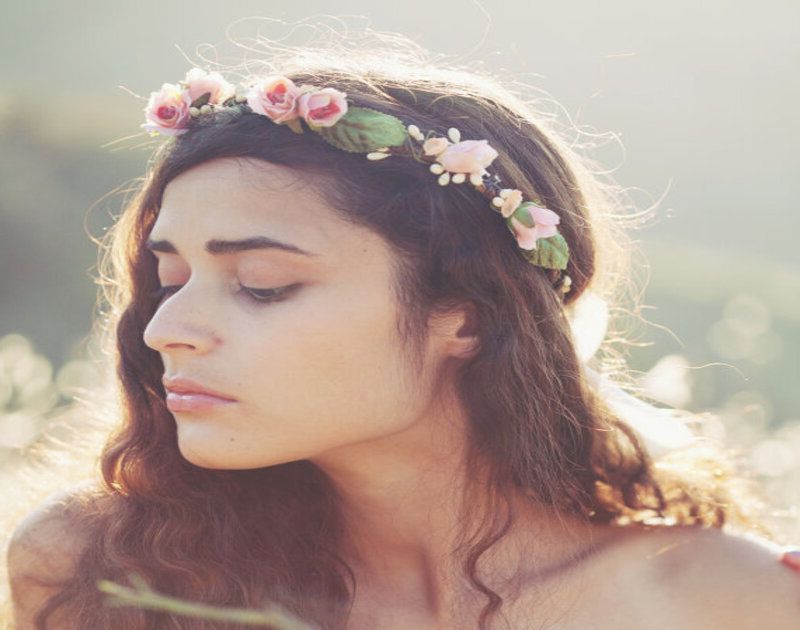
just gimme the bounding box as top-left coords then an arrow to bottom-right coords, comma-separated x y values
143,157 -> 468,470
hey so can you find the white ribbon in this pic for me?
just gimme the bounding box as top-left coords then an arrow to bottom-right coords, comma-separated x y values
566,290 -> 698,458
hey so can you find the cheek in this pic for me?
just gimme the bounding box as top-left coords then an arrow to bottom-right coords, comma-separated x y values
231,285 -> 427,448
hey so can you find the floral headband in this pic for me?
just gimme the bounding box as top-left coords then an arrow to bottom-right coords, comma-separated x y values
140,68 -> 572,296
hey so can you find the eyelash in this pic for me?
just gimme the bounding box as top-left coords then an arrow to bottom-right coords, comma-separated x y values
150,283 -> 296,305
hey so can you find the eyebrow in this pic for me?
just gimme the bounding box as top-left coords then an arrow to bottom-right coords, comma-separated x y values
144,236 -> 317,258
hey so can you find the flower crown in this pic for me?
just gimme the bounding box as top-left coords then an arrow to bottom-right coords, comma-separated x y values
140,67 -> 572,296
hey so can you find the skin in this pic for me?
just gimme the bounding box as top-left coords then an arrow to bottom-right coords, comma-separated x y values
140,157 -> 799,628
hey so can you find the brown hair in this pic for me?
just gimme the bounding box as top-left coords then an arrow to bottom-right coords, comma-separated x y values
28,30 -> 774,629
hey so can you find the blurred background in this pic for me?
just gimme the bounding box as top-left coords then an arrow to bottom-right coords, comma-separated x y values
0,0 -> 798,540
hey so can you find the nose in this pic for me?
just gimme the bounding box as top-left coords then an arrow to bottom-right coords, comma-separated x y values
142,283 -> 220,354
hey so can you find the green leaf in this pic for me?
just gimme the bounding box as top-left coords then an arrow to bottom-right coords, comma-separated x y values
284,118 -> 304,134
519,233 -> 569,270
190,92 -> 211,108
316,106 -> 408,152
511,201 -> 538,227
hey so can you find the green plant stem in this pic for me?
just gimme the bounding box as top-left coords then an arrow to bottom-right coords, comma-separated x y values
96,574 -> 311,629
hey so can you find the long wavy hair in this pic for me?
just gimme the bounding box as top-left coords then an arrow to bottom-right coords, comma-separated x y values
27,32 -> 774,629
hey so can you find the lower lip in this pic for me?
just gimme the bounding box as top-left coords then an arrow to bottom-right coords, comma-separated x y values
166,392 -> 238,412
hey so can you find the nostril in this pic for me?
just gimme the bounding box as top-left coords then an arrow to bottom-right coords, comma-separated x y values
142,319 -> 218,354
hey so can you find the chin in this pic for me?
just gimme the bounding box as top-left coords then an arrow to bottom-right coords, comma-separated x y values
174,428 -> 233,469
174,422 -> 322,470
176,438 -> 282,470
177,446 -> 229,469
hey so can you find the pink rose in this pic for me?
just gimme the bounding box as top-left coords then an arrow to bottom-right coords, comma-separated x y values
141,82 -> 192,136
510,205 -> 560,250
296,87 -> 348,127
437,139 -> 499,175
422,137 -> 450,156
182,67 -> 235,106
247,76 -> 303,123
499,189 -> 523,218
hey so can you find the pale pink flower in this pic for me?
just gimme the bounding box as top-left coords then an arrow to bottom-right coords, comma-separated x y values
422,137 -> 450,156
437,139 -> 499,175
182,68 -> 235,106
296,87 -> 349,127
500,189 -> 523,218
140,82 -> 192,136
247,76 -> 303,123
510,205 -> 561,250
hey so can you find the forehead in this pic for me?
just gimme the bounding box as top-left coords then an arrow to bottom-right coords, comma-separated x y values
150,157 -> 346,254
148,158 -> 397,282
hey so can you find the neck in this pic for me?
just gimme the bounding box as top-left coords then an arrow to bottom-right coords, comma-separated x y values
308,386 -> 608,618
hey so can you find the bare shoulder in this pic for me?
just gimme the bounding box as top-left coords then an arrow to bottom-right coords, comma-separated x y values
6,479 -> 101,628
616,524 -> 800,630
7,478 -> 99,576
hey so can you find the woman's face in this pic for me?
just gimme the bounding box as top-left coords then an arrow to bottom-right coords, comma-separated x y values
142,157 -> 446,470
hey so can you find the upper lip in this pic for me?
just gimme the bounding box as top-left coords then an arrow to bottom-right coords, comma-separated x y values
162,376 -> 237,401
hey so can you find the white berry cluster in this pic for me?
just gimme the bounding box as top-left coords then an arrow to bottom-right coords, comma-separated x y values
188,92 -> 248,118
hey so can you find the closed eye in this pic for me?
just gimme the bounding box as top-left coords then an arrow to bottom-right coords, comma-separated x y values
149,283 -> 299,305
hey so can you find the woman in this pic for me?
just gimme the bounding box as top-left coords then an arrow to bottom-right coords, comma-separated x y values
7,32 -> 799,629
